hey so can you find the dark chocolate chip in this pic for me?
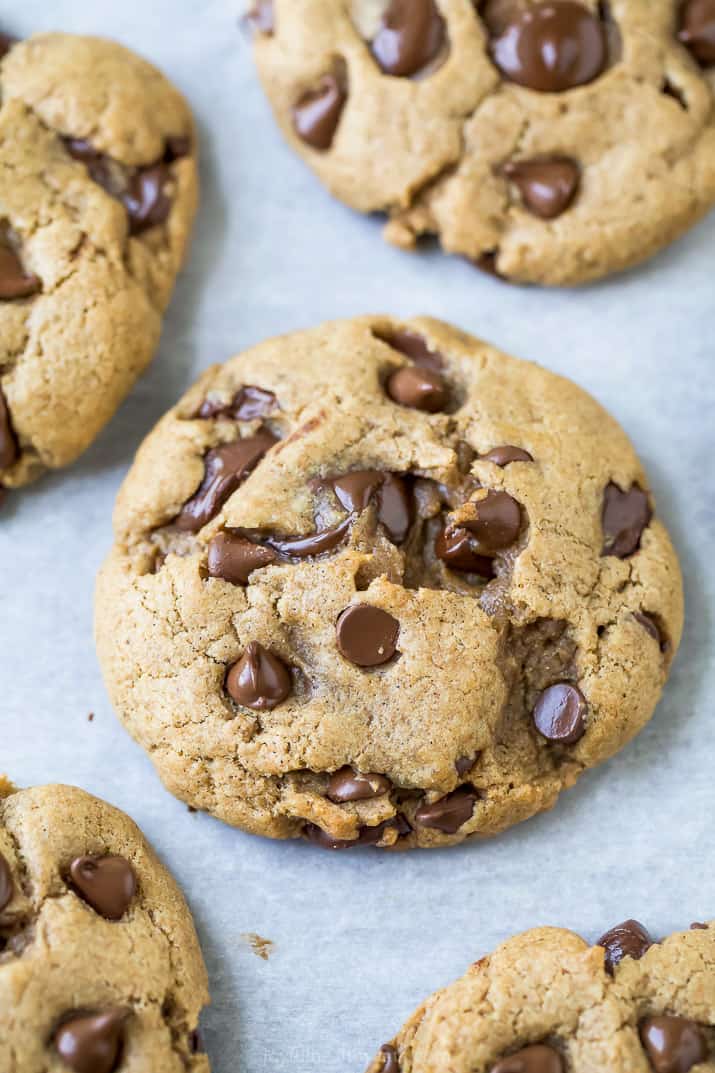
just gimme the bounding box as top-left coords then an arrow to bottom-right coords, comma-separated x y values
163,135 -> 192,162
327,766 -> 392,803
68,855 -> 137,921
597,919 -> 653,974
0,851 -> 13,912
435,525 -> 496,577
487,1 -> 607,91
197,385 -> 278,421
373,328 -> 444,372
64,138 -> 117,189
371,0 -> 446,77
336,604 -> 400,667
474,250 -> 503,278
679,0 -> 715,66
602,482 -> 652,558
244,0 -> 275,34
501,156 -> 581,219
0,33 -> 18,59
267,517 -> 352,559
386,365 -> 448,412
0,387 -> 18,470
293,74 -> 346,151
0,239 -> 40,299
460,490 -> 522,554
414,785 -> 478,834
640,1016 -> 708,1073
691,922 -> 709,930
176,431 -> 277,532
455,753 -> 479,777
380,1044 -> 400,1073
482,445 -> 534,466
189,1029 -> 204,1054
304,816 -> 406,850
207,531 -> 277,585
491,1043 -> 564,1073
225,642 -> 292,710
121,164 -> 172,235
53,1008 -> 129,1073
634,612 -> 665,650
532,683 -> 587,745
330,470 -> 412,543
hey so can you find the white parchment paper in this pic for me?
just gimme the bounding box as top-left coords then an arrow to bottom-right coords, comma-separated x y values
1,3 -> 713,1071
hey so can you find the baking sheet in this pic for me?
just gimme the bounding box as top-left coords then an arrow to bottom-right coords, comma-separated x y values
1,2 -> 714,1070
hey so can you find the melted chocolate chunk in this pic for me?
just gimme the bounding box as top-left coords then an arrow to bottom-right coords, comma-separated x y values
371,0 -> 446,78
597,919 -> 653,973
208,531 -> 278,585
602,482 -> 652,558
293,74 -> 347,150
491,1043 -> 564,1073
175,431 -> 277,532
327,766 -> 392,803
68,855 -> 137,920
640,1016 -> 708,1073
414,786 -> 478,834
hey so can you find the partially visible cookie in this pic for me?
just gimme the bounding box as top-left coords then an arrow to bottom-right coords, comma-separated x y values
366,922 -> 715,1073
0,781 -> 210,1072
0,31 -> 198,491
248,0 -> 715,285
95,315 -> 683,850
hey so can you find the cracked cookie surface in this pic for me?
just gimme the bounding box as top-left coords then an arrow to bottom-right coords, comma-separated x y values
0,31 -> 198,490
365,921 -> 715,1073
249,0 -> 715,285
0,779 -> 210,1072
95,315 -> 683,850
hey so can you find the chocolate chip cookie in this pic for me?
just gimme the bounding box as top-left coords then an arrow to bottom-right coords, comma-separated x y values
0,31 -> 197,492
0,779 -> 210,1072
366,921 -> 715,1073
247,0 -> 715,285
95,315 -> 683,849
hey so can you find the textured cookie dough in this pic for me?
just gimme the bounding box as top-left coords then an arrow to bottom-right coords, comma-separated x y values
248,0 -> 715,285
365,921 -> 715,1073
0,780 -> 210,1073
0,31 -> 198,490
95,315 -> 683,850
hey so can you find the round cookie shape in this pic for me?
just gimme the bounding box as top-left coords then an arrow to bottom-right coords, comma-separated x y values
365,922 -> 715,1073
0,31 -> 198,492
0,782 -> 210,1072
248,1 -> 715,285
95,315 -> 683,850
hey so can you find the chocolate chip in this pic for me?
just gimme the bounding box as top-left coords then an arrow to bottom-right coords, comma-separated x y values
163,135 -> 192,162
0,851 -> 13,912
64,138 -> 117,189
0,33 -> 18,59
501,156 -> 580,219
176,431 -> 277,532
532,683 -> 587,745
691,922 -> 709,930
304,815 -> 407,850
487,1 -> 607,92
597,919 -> 653,974
68,855 -> 137,920
207,531 -> 277,585
386,365 -> 448,412
460,490 -> 522,554
371,0 -> 446,77
679,0 -> 715,66
336,604 -> 400,667
189,1029 -> 205,1054
455,753 -> 479,777
373,328 -> 444,372
54,1009 -> 129,1073
0,238 -> 40,299
414,785 -> 477,834
225,642 -> 292,710
293,74 -> 346,151
491,1043 -> 564,1073
244,0 -> 275,34
435,525 -> 496,577
121,164 -> 172,235
0,387 -> 18,470
602,482 -> 652,558
380,1044 -> 400,1073
267,517 -> 353,558
640,1016 -> 708,1073
634,612 -> 666,651
327,766 -> 392,803
330,471 -> 412,544
474,250 -> 503,278
482,445 -> 533,466
198,385 -> 278,421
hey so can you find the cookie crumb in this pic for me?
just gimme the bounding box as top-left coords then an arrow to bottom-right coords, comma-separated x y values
241,933 -> 275,960
87,712 -> 95,722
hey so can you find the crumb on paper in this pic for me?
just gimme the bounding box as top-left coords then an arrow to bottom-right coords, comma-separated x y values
241,933 -> 275,961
